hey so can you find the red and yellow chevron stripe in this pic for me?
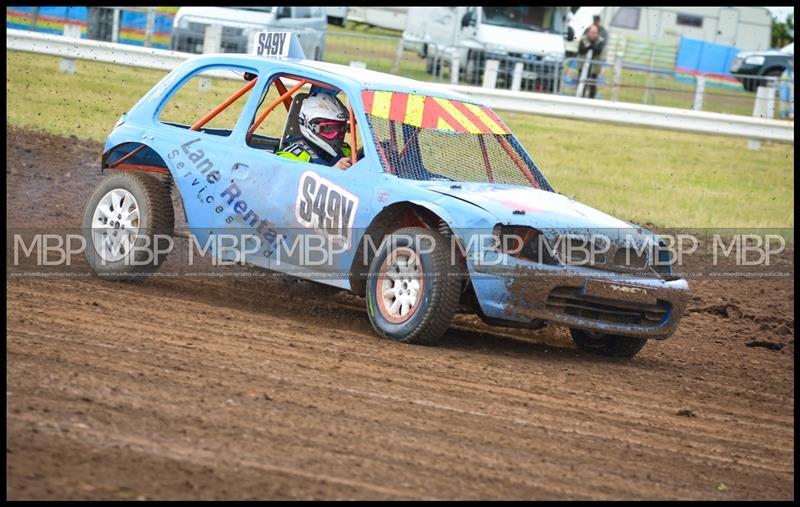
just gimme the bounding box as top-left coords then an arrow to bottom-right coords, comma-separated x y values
362,90 -> 511,135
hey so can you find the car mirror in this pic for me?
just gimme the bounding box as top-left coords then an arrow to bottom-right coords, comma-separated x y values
461,12 -> 473,28
565,26 -> 575,42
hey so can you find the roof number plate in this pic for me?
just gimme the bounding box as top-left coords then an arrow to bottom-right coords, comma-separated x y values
253,32 -> 290,58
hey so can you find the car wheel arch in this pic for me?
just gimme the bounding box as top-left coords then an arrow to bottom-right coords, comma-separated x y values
349,200 -> 467,297
102,142 -> 171,176
101,141 -> 184,225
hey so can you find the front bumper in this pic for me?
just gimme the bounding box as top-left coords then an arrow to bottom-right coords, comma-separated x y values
469,255 -> 689,339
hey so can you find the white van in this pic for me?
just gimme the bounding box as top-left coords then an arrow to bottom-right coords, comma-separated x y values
404,7 -> 574,85
172,7 -> 327,60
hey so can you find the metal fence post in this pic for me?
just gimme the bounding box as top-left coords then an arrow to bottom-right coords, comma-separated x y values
111,8 -> 120,43
482,59 -> 499,89
145,7 -> 156,48
766,81 -> 776,119
58,24 -> 82,74
576,48 -> 592,97
390,36 -> 404,75
747,85 -> 777,150
611,53 -> 623,101
450,51 -> 460,85
198,78 -> 211,93
30,7 -> 39,30
558,59 -> 573,95
692,75 -> 705,111
203,24 -> 222,54
511,61 -> 523,92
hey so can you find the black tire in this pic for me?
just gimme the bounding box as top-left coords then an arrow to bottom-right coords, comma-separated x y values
426,57 -> 442,78
366,227 -> 461,345
764,68 -> 784,87
570,328 -> 647,358
81,171 -> 174,281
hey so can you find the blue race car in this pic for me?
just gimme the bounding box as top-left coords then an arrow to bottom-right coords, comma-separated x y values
82,35 -> 688,358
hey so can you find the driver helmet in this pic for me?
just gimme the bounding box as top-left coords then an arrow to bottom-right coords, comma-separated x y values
298,92 -> 349,157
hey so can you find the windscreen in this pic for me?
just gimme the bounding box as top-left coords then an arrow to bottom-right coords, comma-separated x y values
362,90 -> 553,191
481,7 -> 560,33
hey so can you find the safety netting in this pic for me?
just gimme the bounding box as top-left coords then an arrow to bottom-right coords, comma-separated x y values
362,90 -> 553,191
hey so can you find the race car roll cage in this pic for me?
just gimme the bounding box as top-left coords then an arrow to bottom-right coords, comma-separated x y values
109,72 -> 359,174
107,70 -> 536,188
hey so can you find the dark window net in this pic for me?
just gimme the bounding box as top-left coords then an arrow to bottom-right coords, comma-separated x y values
366,116 -> 553,191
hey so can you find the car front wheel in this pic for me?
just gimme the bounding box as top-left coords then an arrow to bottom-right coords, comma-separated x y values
366,227 -> 461,345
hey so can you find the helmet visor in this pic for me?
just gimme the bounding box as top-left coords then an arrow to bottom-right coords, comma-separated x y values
316,120 -> 348,140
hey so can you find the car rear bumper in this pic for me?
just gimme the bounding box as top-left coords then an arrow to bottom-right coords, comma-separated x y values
469,256 -> 689,339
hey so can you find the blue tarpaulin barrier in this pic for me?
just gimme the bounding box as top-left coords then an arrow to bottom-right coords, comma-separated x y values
674,36 -> 743,89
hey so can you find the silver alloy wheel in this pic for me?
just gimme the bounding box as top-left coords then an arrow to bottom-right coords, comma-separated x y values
91,188 -> 140,262
377,247 -> 424,323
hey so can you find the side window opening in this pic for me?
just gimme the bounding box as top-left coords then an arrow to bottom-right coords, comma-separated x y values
245,77 -> 293,152
676,14 -> 703,28
158,67 -> 258,137
246,74 -> 362,169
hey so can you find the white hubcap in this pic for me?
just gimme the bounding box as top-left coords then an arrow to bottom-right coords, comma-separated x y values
91,188 -> 140,262
379,248 -> 423,322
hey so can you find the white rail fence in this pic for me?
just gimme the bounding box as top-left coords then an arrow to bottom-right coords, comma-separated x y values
7,29 -> 793,143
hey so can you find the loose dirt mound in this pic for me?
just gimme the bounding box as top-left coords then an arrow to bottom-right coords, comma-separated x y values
6,128 -> 794,500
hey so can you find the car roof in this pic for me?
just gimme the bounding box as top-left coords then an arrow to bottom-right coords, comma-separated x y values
184,54 -> 477,104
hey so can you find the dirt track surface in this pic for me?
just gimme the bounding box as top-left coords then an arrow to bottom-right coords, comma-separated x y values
6,128 -> 795,500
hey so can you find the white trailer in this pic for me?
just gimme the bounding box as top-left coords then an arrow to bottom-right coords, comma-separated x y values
346,7 -> 408,33
577,7 -> 773,52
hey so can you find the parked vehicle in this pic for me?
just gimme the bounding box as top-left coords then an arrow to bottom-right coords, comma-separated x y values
404,7 -> 574,90
171,7 -> 327,60
84,34 -> 688,357
731,42 -> 794,92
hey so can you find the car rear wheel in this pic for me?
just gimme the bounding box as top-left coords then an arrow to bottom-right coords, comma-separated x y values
570,328 -> 647,358
366,227 -> 461,345
81,171 -> 174,281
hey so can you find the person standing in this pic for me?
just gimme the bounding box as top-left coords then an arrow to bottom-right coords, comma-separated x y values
577,24 -> 606,99
583,14 -> 608,46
